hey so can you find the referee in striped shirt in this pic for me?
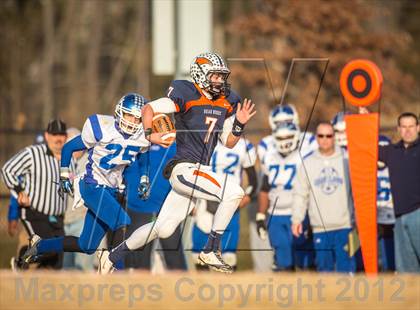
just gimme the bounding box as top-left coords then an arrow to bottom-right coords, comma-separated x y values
1,119 -> 69,269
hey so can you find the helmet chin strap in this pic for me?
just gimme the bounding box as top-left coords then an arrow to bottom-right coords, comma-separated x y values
201,88 -> 214,100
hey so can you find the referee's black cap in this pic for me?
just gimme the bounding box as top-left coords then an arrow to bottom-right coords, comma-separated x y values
46,119 -> 67,135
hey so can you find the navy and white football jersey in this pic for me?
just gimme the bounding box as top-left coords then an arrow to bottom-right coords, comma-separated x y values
80,114 -> 149,188
167,80 -> 241,165
260,144 -> 302,215
377,167 -> 395,224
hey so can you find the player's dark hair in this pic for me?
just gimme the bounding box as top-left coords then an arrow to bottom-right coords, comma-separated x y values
398,112 -> 419,126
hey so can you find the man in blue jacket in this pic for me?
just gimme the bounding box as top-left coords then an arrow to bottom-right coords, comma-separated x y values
378,112 -> 419,273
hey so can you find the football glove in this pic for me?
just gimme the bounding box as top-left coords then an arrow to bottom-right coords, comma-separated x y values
138,175 -> 150,200
58,168 -> 73,199
256,212 -> 268,240
58,177 -> 73,199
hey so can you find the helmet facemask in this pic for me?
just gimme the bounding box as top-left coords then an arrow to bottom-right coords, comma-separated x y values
118,111 -> 142,135
205,70 -> 231,97
273,123 -> 300,156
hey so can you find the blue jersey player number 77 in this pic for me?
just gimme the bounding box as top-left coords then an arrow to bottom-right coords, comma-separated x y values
105,52 -> 256,274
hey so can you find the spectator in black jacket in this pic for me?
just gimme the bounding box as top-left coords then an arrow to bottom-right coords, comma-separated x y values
378,112 -> 419,273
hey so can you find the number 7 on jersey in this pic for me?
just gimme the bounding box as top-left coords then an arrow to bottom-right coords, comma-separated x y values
204,117 -> 218,143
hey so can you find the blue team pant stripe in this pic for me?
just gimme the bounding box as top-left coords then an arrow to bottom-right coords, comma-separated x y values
88,114 -> 103,141
176,175 -> 220,200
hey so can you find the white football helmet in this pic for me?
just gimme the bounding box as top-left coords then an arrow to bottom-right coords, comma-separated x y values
115,93 -> 147,135
331,111 -> 349,147
190,52 -> 230,97
272,122 -> 300,156
269,104 -> 299,130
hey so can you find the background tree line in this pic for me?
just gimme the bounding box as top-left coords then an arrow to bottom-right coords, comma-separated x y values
0,0 -> 419,163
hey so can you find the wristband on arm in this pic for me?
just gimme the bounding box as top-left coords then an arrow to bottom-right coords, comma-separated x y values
231,117 -> 245,137
144,128 -> 152,140
60,167 -> 70,179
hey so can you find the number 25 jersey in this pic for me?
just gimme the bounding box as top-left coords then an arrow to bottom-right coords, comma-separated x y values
80,114 -> 149,188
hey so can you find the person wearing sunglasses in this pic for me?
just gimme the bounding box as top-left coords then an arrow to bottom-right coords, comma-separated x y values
291,122 -> 355,273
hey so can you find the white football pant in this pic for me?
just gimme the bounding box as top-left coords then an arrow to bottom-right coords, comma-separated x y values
125,162 -> 244,251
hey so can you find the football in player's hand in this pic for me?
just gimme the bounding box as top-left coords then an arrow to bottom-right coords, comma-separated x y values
152,114 -> 176,144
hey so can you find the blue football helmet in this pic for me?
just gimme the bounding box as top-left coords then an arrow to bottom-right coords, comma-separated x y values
378,135 -> 391,170
115,93 -> 147,135
269,104 -> 299,130
272,122 -> 300,156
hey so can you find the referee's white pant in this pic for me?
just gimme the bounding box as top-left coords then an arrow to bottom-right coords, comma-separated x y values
125,162 -> 244,251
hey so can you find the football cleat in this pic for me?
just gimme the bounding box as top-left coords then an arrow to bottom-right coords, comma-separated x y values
21,234 -> 41,264
97,249 -> 115,275
198,250 -> 233,274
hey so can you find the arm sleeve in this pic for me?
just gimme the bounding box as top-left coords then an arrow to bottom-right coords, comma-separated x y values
291,164 -> 310,224
8,196 -> 19,221
244,166 -> 258,197
136,152 -> 148,178
1,148 -> 31,191
61,135 -> 88,168
260,173 -> 270,192
148,97 -> 177,114
219,115 -> 235,146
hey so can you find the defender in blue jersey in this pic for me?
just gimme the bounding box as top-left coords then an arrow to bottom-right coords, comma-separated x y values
22,93 -> 151,264
106,52 -> 256,273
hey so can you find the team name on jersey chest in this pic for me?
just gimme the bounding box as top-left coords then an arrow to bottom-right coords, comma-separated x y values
203,108 -> 222,116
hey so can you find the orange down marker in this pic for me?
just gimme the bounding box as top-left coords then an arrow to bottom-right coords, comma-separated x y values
345,113 -> 379,274
340,59 -> 383,274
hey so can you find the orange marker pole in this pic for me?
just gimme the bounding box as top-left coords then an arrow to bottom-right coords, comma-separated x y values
346,113 -> 379,274
340,59 -> 383,274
